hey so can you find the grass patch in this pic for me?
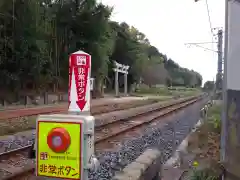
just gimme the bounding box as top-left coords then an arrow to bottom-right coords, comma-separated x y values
172,90 -> 201,97
207,104 -> 221,133
191,168 -> 220,180
184,104 -> 222,180
135,85 -> 202,97
136,86 -> 172,96
0,116 -> 36,136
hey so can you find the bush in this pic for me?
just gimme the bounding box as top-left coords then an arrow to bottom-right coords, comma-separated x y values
135,84 -> 201,97
136,85 -> 172,96
191,169 -> 219,180
208,104 -> 221,133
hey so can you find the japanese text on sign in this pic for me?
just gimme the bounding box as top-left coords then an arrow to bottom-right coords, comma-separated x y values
68,52 -> 91,111
76,56 -> 86,65
39,164 -> 79,178
77,67 -> 86,101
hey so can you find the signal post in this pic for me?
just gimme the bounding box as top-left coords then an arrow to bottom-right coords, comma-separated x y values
35,51 -> 98,179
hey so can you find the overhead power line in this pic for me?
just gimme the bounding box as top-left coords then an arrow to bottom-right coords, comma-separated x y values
185,43 -> 218,53
185,41 -> 217,45
205,0 -> 214,35
205,0 -> 215,55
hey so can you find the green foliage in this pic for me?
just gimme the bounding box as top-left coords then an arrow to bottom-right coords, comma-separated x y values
191,169 -> 218,180
168,87 -> 199,91
208,105 -> 221,133
204,81 -> 215,91
136,85 -> 171,96
165,61 -> 202,87
0,0 -> 203,97
135,84 -> 201,97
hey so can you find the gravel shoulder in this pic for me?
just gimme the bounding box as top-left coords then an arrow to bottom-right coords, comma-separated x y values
89,98 -> 208,180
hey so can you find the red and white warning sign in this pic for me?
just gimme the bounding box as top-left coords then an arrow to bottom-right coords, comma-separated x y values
68,50 -> 91,112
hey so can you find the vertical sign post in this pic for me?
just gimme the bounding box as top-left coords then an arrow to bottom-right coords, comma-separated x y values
35,50 -> 98,180
68,50 -> 98,180
223,0 -> 240,179
69,50 -> 91,114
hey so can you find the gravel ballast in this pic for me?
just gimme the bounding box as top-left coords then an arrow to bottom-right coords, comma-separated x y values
89,98 -> 208,180
0,97 -> 208,180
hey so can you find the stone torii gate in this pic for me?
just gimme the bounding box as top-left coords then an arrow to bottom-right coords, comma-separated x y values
113,61 -> 129,96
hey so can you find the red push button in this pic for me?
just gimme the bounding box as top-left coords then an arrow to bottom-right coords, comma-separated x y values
47,127 -> 71,153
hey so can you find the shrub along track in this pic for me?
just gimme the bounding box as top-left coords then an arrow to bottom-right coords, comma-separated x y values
0,95 -> 204,180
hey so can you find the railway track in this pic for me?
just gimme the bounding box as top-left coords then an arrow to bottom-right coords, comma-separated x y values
0,95 -> 203,180
0,98 -> 160,120
95,96 -> 199,151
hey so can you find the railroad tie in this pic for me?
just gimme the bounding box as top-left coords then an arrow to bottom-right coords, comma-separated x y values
0,159 -> 34,179
0,162 -> 24,174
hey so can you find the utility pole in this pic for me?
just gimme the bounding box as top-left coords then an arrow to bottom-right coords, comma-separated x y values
217,29 -> 223,90
215,29 -> 223,98
222,0 -> 240,179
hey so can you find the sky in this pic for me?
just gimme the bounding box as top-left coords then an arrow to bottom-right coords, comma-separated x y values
98,0 -> 225,84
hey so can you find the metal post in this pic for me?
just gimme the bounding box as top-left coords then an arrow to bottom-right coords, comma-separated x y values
221,0 -> 228,166
115,70 -> 119,97
216,29 -> 223,91
124,73 -> 128,95
214,29 -> 223,99
35,51 -> 99,180
113,61 -> 129,97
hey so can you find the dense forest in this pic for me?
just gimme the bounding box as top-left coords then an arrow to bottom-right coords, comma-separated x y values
0,0 -> 202,98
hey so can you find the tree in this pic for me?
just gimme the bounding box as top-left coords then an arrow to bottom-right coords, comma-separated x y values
164,59 -> 202,87
0,0 -> 203,101
142,63 -> 168,87
203,81 -> 214,91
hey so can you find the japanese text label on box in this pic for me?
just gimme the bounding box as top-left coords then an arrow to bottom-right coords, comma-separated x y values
37,121 -> 82,179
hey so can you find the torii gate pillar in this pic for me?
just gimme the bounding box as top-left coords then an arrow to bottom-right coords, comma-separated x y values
113,61 -> 129,96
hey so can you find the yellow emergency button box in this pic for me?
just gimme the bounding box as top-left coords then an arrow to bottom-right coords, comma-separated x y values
36,114 -> 83,179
